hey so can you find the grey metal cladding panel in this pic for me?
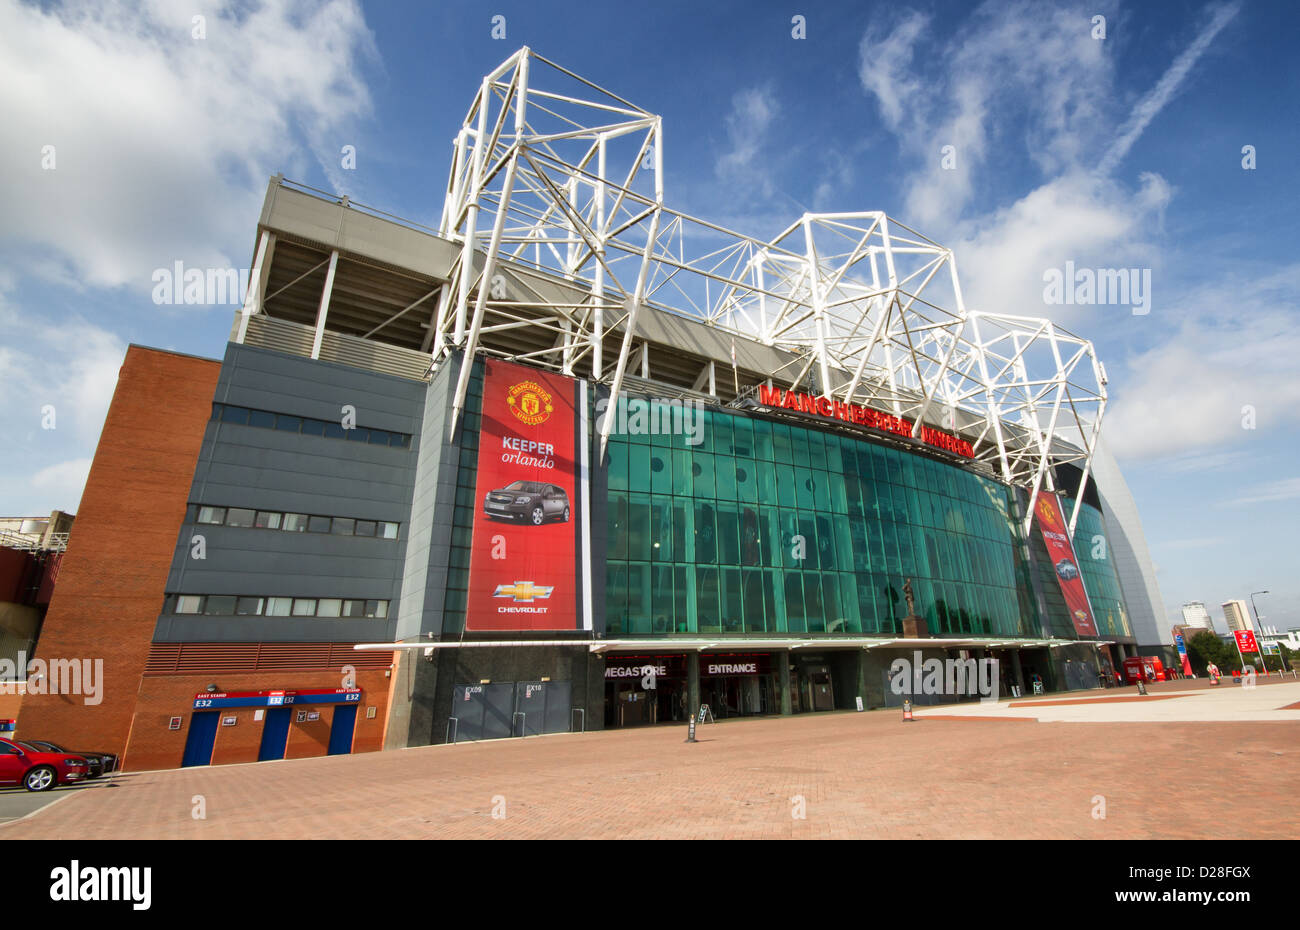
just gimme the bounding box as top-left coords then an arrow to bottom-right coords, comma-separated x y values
217,344 -> 424,433
154,614 -> 396,644
261,185 -> 461,280
633,304 -> 797,370
201,429 -> 416,496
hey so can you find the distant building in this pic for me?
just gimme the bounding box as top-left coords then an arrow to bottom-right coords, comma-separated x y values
1180,601 -> 1215,632
1222,599 -> 1253,634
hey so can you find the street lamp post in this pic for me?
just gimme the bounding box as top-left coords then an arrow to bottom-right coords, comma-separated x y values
1250,590 -> 1270,673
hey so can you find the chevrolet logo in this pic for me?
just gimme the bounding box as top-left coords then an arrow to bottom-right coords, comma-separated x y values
493,581 -> 555,603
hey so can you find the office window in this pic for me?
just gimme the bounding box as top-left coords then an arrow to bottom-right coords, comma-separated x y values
275,415 -> 302,433
225,508 -> 255,528
265,597 -> 293,617
316,598 -> 343,618
354,520 -> 377,537
331,518 -> 355,536
204,596 -> 236,615
255,511 -> 281,529
197,506 -> 225,525
176,595 -> 203,614
378,522 -> 399,539
248,410 -> 275,429
235,596 -> 263,616
283,513 -> 309,532
307,515 -> 331,533
291,598 -> 317,616
219,405 -> 249,424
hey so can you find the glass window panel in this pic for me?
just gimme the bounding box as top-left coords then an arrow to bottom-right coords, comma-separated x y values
771,422 -> 793,464
734,460 -> 756,503
292,598 -> 317,616
254,511 -> 281,529
671,447 -> 693,497
696,567 -> 719,633
650,451 -> 672,496
247,410 -> 275,428
316,598 -> 342,618
365,600 -> 387,618
627,494 -> 651,561
283,513 -> 308,533
720,568 -> 742,633
650,566 -> 674,634
712,414 -> 734,457
234,596 -> 263,616
607,441 -> 628,491
776,464 -> 797,509
650,500 -> 672,562
219,405 -> 249,425
798,513 -> 820,570
275,414 -> 302,433
307,515 -> 331,533
300,419 -> 325,437
742,568 -> 765,633
824,436 -> 843,472
757,461 -> 777,504
176,595 -> 203,614
265,597 -> 293,617
716,503 -> 740,565
672,499 -> 691,562
197,506 -> 225,525
815,515 -> 836,570
790,427 -> 809,466
225,507 -> 255,528
366,429 -> 390,445
331,518 -> 355,536
676,564 -> 696,637
693,452 -> 715,498
354,520 -> 377,537
738,506 -> 761,567
783,573 -> 806,633
628,446 -> 651,490
346,427 -> 370,443
820,573 -> 841,633
608,493 -> 628,560
806,430 -> 827,471
694,502 -> 717,564
341,599 -> 366,618
752,418 -> 773,461
731,416 -> 753,457
715,455 -> 736,500
204,595 -> 236,615
795,467 -> 817,510
323,422 -> 346,439
380,522 -> 399,539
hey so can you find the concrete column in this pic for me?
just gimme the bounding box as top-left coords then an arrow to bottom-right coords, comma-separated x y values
779,651 -> 792,715
687,652 -> 700,720
856,649 -> 868,710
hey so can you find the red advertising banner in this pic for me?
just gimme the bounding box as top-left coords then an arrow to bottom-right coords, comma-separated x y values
1032,492 -> 1098,638
1233,630 -> 1259,654
466,359 -> 579,631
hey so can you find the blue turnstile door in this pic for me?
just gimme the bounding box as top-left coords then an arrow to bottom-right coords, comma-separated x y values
327,705 -> 358,755
258,707 -> 292,761
181,711 -> 219,767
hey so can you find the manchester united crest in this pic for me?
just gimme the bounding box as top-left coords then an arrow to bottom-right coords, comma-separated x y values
507,380 -> 553,426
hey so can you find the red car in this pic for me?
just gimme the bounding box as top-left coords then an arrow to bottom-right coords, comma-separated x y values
0,736 -> 88,791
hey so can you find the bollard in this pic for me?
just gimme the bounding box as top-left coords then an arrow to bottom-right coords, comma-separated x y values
1136,679 -> 1147,696
902,699 -> 914,721
685,716 -> 697,743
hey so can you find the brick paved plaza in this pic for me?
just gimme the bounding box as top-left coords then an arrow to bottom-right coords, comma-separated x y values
4,679 -> 1297,840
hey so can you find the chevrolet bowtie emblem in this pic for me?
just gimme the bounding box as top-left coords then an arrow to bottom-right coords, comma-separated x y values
493,581 -> 555,603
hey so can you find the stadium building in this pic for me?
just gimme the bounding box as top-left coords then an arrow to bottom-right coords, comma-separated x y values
19,49 -> 1167,768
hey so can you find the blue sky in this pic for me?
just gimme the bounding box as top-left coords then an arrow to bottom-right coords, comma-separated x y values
1,0 -> 1297,634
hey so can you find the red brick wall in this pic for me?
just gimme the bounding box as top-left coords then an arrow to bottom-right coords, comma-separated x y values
18,346 -> 221,757
126,668 -> 392,771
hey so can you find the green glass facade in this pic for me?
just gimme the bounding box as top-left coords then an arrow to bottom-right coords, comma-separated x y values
603,394 -> 1044,639
1071,501 -> 1133,639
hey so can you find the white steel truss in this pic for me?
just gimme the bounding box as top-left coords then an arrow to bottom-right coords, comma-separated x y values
435,47 -> 1108,538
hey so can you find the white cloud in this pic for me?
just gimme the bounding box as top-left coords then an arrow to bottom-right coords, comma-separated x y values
1098,2 -> 1241,175
0,0 -> 376,294
716,86 -> 779,195
1223,477 -> 1300,507
1102,264 -> 1300,460
29,458 -> 93,513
